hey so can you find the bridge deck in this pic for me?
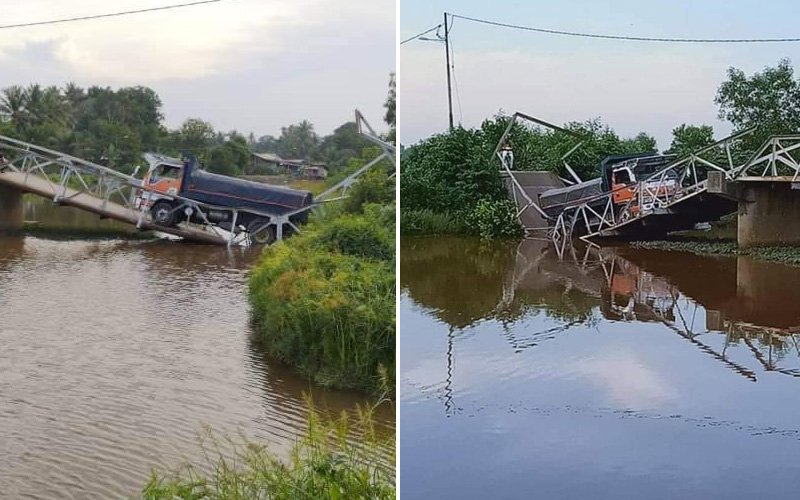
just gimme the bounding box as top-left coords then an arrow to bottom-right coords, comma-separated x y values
0,171 -> 228,245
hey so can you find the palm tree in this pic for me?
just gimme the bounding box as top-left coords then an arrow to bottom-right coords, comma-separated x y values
0,85 -> 27,126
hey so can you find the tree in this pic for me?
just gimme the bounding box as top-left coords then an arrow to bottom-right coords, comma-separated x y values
665,124 -> 715,157
177,118 -> 215,155
277,120 -> 319,159
716,59 -> 800,148
384,73 -> 396,143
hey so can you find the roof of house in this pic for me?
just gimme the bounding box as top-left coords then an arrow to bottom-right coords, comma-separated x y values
251,152 -> 282,163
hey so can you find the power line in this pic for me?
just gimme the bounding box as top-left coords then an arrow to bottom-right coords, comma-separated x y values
0,0 -> 221,30
400,24 -> 441,45
451,12 -> 800,43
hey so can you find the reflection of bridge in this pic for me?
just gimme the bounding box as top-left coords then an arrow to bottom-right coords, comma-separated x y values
497,112 -> 800,247
0,111 -> 394,245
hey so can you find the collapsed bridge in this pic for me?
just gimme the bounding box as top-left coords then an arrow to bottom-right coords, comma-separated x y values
0,110 -> 394,246
496,112 -> 800,248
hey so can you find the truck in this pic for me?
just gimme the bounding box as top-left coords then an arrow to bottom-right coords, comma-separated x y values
538,152 -> 677,224
133,153 -> 313,244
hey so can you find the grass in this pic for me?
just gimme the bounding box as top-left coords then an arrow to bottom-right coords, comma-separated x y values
399,209 -> 465,235
141,397 -> 395,500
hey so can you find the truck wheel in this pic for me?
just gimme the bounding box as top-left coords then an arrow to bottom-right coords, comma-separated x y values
151,201 -> 177,227
247,220 -> 276,245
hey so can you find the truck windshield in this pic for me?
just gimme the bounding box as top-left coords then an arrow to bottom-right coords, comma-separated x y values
153,165 -> 181,180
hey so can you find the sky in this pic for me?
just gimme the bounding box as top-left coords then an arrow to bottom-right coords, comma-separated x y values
400,0 -> 800,150
0,0 -> 395,138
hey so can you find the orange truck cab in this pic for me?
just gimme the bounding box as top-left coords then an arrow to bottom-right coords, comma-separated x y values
133,153 -> 314,243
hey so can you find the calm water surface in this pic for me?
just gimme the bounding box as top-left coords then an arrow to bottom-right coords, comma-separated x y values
0,200 -> 393,499
401,236 -> 800,500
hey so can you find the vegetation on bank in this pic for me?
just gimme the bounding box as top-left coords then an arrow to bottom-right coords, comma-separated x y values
631,239 -> 800,266
142,399 -> 395,500
249,165 -> 395,395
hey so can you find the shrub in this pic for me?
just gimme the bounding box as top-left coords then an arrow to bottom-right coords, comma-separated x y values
314,212 -> 394,261
343,167 -> 394,214
468,199 -> 523,239
249,235 -> 395,394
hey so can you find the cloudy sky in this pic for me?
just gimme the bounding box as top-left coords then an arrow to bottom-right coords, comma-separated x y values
0,0 -> 395,137
400,0 -> 800,149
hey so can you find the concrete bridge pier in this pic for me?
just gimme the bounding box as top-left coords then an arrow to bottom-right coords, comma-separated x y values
0,184 -> 23,231
738,180 -> 800,248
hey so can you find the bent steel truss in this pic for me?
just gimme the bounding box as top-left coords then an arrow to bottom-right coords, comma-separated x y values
0,110 -> 393,246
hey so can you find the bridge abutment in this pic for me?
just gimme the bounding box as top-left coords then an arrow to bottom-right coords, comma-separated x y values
0,184 -> 23,231
738,181 -> 800,248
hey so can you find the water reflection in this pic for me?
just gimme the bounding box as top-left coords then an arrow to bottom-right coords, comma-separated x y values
401,237 -> 800,410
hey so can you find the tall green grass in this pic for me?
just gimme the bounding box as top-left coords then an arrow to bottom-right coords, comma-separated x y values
142,398 -> 395,499
399,209 -> 464,235
248,171 -> 395,395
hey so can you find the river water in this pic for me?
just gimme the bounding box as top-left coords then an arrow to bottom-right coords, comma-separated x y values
0,200 -> 393,499
401,236 -> 800,500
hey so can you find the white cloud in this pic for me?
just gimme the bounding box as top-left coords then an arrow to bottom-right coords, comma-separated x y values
0,0 -> 395,136
0,0 -> 390,82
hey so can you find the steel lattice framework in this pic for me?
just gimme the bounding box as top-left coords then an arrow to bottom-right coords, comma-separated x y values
0,110 -> 394,246
549,129 -> 755,246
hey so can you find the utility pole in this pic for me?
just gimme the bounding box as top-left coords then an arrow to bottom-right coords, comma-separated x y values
444,12 -> 454,130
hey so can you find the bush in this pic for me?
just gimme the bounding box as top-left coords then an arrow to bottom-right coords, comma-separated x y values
468,199 -> 524,239
249,196 -> 395,394
343,167 -> 394,214
315,212 -> 394,261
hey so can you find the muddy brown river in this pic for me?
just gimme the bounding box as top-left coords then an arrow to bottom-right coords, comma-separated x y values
0,199 -> 393,499
401,236 -> 800,500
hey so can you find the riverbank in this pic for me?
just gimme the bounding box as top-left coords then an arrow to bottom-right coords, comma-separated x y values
143,399 -> 395,499
631,240 -> 800,266
248,168 -> 395,395
630,215 -> 800,266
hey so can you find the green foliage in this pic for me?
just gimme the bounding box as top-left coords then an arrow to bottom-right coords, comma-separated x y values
468,199 -> 524,239
399,210 -> 464,235
665,124 -> 715,157
384,73 -> 396,143
315,210 -> 394,261
248,173 -> 395,394
142,399 -> 395,499
343,167 -> 394,214
716,58 -> 800,148
1,74 -> 397,179
400,126 -> 505,218
479,114 -> 657,180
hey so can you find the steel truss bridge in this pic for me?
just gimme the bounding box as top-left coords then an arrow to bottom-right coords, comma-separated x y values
495,112 -> 800,246
0,110 -> 394,246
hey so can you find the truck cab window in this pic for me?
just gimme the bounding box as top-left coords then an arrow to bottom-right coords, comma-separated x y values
155,165 -> 181,180
614,169 -> 632,185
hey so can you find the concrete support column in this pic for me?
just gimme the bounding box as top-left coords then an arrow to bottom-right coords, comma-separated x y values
738,182 -> 800,247
0,184 -> 23,230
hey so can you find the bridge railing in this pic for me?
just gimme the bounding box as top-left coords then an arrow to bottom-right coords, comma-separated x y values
551,129 -> 754,244
732,135 -> 800,180
0,110 -> 394,246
